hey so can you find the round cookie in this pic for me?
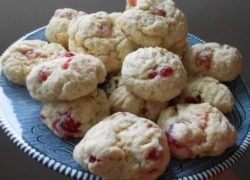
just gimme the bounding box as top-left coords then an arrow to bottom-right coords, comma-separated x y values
183,43 -> 243,81
158,103 -> 237,159
121,47 -> 187,102
109,86 -> 167,121
67,11 -> 137,73
121,1 -> 188,52
26,53 -> 106,102
40,89 -> 110,139
45,8 -> 86,48
174,76 -> 234,113
0,40 -> 66,85
73,112 -> 170,180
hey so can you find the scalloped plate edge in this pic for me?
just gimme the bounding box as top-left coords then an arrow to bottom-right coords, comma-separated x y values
0,27 -> 250,180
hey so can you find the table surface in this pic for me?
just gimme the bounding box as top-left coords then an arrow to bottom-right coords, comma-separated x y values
0,0 -> 250,179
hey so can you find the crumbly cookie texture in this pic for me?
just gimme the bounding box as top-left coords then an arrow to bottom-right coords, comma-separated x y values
74,112 -> 170,180
121,0 -> 188,52
45,8 -> 86,48
174,76 -> 234,113
121,47 -> 187,102
183,43 -> 243,82
26,53 -> 106,102
0,40 -> 66,85
67,11 -> 137,73
40,89 -> 110,139
157,103 -> 237,159
109,86 -> 167,121
126,0 -> 175,10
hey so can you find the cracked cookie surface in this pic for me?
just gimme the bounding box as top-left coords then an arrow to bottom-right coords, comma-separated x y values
40,89 -> 110,138
46,8 -> 86,48
183,43 -> 243,81
109,86 -> 167,121
157,103 -> 237,159
1,40 -> 66,85
121,47 -> 187,102
74,112 -> 170,180
174,76 -> 234,113
26,53 -> 106,102
68,11 -> 137,73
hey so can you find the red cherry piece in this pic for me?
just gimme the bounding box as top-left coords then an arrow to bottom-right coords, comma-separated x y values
63,59 -> 72,69
196,48 -> 212,69
159,66 -> 174,77
157,9 -> 166,17
129,0 -> 137,6
148,70 -> 158,79
165,131 -> 185,149
89,156 -> 97,163
147,123 -> 153,128
146,148 -> 162,160
38,71 -> 48,83
64,52 -> 75,58
53,111 -> 81,138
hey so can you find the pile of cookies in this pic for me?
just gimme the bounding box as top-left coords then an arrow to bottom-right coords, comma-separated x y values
0,0 -> 243,179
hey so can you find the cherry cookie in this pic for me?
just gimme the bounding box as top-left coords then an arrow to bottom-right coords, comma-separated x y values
183,43 -> 243,81
121,47 -> 187,102
40,89 -> 110,139
46,8 -> 86,48
0,40 -> 66,85
174,76 -> 234,113
67,11 -> 137,73
121,0 -> 188,55
158,103 -> 237,159
109,86 -> 167,121
73,112 -> 170,180
26,53 -> 106,102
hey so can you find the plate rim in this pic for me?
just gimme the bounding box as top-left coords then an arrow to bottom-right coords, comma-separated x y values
0,27 -> 250,180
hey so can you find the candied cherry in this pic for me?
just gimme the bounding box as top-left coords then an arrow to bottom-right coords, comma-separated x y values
38,70 -> 48,83
53,111 -> 81,138
195,47 -> 212,69
22,50 -> 46,59
62,59 -> 72,69
148,66 -> 174,79
157,9 -> 167,17
140,107 -> 148,116
129,0 -> 137,6
146,148 -> 162,160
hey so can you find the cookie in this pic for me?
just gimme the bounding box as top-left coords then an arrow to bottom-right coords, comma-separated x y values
175,76 -> 234,113
121,1 -> 188,52
121,47 -> 187,102
26,53 -> 106,102
0,40 -> 66,85
109,86 -> 167,121
183,43 -> 243,81
73,112 -> 170,180
158,103 -> 237,159
67,11 -> 137,73
40,89 -> 110,139
45,8 -> 86,48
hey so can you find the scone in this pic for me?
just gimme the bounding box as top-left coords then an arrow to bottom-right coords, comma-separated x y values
0,40 -> 66,85
73,112 -> 170,180
121,0 -> 188,54
175,76 -> 234,113
158,103 -> 237,159
45,8 -> 86,48
121,47 -> 187,102
40,89 -> 110,139
26,53 -> 106,102
67,11 -> 137,73
109,86 -> 167,121
183,43 -> 243,81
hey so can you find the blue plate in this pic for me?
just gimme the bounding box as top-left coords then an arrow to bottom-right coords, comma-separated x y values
0,27 -> 250,180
